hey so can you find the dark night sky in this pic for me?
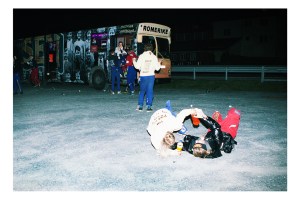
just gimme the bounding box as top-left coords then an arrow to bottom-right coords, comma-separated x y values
13,8 -> 285,40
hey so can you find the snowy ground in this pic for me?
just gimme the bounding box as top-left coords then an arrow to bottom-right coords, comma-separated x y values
13,81 -> 287,192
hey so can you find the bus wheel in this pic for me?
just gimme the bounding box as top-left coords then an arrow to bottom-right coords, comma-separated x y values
92,69 -> 106,90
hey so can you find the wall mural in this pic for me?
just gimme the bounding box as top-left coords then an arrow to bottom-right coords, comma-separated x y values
15,24 -> 139,84
61,24 -> 138,83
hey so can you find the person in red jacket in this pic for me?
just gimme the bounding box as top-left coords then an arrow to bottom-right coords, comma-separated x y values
125,48 -> 138,95
27,56 -> 41,87
191,107 -> 240,154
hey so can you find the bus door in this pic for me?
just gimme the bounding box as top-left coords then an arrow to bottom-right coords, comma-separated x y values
136,35 -> 171,79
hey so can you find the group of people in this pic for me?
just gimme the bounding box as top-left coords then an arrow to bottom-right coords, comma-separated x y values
117,42 -> 241,159
108,42 -> 161,112
13,55 -> 41,95
107,41 -> 138,95
147,100 -> 240,159
15,41 -> 240,159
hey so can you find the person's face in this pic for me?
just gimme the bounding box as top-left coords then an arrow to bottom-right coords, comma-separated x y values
77,31 -> 82,39
163,132 -> 175,146
108,27 -> 116,36
194,139 -> 211,151
193,143 -> 205,153
193,143 -> 202,149
64,52 -> 68,60
119,42 -> 123,48
86,31 -> 91,39
67,32 -> 72,40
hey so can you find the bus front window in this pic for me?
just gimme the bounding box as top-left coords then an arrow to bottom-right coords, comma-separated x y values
156,38 -> 170,59
137,36 -> 170,59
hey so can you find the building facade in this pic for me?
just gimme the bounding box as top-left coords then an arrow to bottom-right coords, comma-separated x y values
170,14 -> 287,65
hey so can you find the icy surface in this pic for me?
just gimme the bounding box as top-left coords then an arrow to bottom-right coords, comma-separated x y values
13,83 -> 287,191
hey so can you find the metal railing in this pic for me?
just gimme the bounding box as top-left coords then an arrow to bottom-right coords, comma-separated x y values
171,65 -> 287,82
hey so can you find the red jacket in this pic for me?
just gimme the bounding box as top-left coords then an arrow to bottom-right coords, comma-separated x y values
219,108 -> 241,139
125,51 -> 137,67
30,67 -> 40,85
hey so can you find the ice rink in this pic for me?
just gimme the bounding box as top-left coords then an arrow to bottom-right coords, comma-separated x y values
13,82 -> 287,192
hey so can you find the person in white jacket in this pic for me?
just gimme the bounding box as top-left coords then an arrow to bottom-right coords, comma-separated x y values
133,43 -> 161,112
147,106 -> 207,157
115,41 -> 127,59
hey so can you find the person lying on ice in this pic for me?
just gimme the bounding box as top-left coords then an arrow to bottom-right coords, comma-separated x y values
192,107 -> 240,152
171,107 -> 240,158
147,100 -> 207,157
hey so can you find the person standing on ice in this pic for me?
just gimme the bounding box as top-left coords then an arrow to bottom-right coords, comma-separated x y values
115,41 -> 127,59
107,49 -> 121,94
147,101 -> 207,157
27,56 -> 40,87
13,56 -> 23,94
133,43 -> 161,112
124,47 -> 138,95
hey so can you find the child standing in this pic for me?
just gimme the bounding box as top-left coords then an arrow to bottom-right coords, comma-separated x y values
28,56 -> 40,87
125,48 -> 138,95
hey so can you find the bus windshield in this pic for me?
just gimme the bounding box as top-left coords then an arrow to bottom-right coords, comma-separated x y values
156,37 -> 170,59
137,36 -> 170,59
